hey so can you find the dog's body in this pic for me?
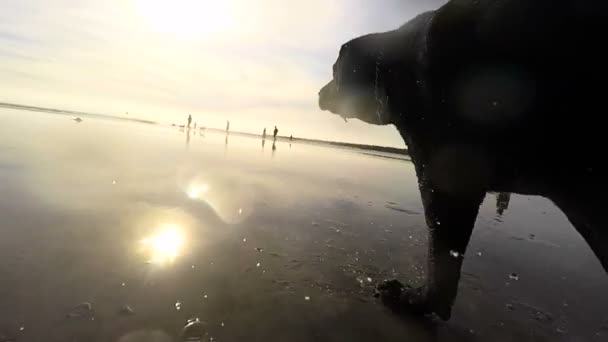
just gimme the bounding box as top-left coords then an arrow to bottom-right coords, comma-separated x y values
319,0 -> 607,320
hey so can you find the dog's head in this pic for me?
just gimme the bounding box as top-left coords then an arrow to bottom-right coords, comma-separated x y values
319,33 -> 394,125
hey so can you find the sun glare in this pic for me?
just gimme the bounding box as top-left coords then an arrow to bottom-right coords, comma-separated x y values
187,183 -> 209,199
140,225 -> 185,264
133,0 -> 235,38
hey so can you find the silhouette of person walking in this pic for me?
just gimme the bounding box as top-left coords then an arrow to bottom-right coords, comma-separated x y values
262,128 -> 266,140
187,114 -> 192,128
226,120 -> 230,133
273,126 -> 278,140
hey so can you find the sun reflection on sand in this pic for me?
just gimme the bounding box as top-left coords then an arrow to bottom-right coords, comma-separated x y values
140,225 -> 185,265
187,183 -> 209,199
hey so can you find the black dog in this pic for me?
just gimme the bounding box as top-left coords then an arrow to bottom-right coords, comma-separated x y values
319,0 -> 607,320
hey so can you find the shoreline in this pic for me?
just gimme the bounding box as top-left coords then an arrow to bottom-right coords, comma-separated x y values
0,101 -> 409,156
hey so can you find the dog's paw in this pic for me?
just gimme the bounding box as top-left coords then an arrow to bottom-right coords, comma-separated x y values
375,280 -> 451,321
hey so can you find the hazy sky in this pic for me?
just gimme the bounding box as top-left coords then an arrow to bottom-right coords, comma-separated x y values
0,0 -> 445,147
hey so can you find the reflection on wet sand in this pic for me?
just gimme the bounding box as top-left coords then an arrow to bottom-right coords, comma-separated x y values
185,128 -> 191,150
187,183 -> 209,200
140,225 -> 185,265
0,109 -> 606,341
496,192 -> 511,216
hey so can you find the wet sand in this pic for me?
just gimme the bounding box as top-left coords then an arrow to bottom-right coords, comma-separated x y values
0,108 -> 606,341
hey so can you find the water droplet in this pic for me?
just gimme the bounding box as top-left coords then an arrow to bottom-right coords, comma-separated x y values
175,302 -> 182,310
256,262 -> 261,268
191,265 -> 195,269
262,269 -> 266,274
477,251 -> 483,257
221,322 -> 225,327
203,294 -> 208,299
409,235 -> 413,239
238,208 -> 243,215
436,221 -> 441,226
181,318 -> 205,341
449,250 -> 460,258
112,180 -> 116,185
366,277 -> 373,283
242,238 -> 247,243
255,247 -> 264,252
68,302 -> 93,318
357,278 -> 363,284
121,282 -> 126,287
120,305 -> 135,315
509,273 -> 519,281
19,326 -> 24,331
304,296 -> 310,301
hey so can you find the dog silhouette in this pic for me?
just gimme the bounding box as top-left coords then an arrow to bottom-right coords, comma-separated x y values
319,0 -> 606,320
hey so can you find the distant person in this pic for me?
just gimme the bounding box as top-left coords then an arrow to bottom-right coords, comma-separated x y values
262,128 -> 266,139
290,135 -> 293,141
273,126 -> 278,140
226,120 -> 230,133
187,114 -> 192,128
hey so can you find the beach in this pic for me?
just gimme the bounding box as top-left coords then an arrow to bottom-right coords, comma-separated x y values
0,107 -> 606,342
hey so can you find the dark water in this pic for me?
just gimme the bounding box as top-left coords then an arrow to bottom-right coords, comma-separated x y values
0,108 -> 606,341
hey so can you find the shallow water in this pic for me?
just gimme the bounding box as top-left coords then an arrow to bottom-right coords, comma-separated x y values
0,108 -> 606,342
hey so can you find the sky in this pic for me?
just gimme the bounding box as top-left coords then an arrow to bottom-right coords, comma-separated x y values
0,0 -> 446,147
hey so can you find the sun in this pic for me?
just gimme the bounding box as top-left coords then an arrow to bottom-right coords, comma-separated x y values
133,0 -> 235,38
